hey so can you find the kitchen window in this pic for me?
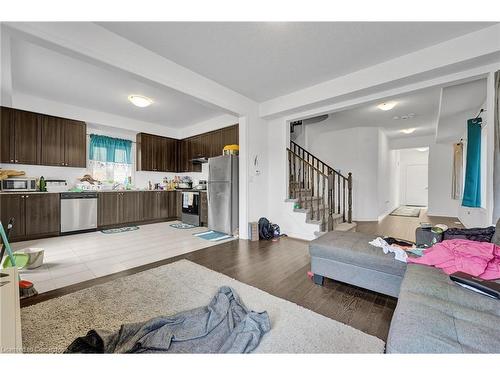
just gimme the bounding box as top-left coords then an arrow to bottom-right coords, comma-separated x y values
88,134 -> 132,184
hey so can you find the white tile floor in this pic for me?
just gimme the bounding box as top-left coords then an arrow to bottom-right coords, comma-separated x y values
11,221 -> 233,293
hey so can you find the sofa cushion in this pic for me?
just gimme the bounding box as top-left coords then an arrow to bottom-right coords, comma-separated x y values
387,264 -> 500,353
492,219 -> 500,246
309,231 -> 407,277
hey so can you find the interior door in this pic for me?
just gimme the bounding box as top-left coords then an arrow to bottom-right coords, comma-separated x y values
405,164 -> 428,206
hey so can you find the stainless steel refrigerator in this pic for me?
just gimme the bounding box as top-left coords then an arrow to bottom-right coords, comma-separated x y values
208,155 -> 239,235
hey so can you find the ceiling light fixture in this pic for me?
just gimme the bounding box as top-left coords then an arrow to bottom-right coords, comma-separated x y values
400,128 -> 416,134
416,147 -> 428,152
377,101 -> 397,111
128,95 -> 153,108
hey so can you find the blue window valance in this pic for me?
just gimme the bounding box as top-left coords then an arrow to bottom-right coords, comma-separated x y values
89,134 -> 132,164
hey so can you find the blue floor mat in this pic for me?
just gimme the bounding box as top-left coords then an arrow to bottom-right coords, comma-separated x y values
193,230 -> 232,241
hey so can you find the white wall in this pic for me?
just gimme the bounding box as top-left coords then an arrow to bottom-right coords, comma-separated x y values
267,117 -> 321,240
377,130 -> 400,220
427,142 -> 460,217
305,124 -> 380,220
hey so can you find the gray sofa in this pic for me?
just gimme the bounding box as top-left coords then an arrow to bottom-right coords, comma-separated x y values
309,220 -> 500,353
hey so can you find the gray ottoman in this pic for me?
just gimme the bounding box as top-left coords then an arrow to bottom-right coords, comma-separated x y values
309,231 -> 406,297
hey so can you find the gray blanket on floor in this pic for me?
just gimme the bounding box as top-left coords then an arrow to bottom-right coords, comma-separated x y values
65,286 -> 271,353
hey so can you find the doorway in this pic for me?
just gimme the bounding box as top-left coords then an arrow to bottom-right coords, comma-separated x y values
399,148 -> 429,207
405,164 -> 428,206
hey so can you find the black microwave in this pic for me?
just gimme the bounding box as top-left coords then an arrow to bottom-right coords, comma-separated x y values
1,178 -> 37,192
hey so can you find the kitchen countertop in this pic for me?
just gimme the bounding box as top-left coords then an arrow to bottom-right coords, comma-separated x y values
0,189 -> 208,195
0,191 -> 61,195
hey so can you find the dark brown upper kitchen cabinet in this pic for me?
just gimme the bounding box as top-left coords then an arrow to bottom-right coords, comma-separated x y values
0,107 -> 41,165
165,137 -> 178,172
63,119 -> 87,167
1,106 -> 86,167
40,116 -> 65,166
0,107 -> 13,163
136,133 -> 177,172
0,193 -> 59,242
41,116 -> 87,168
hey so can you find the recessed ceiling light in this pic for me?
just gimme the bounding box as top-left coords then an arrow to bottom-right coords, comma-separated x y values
400,128 -> 416,134
377,101 -> 397,111
416,147 -> 428,152
128,95 -> 153,108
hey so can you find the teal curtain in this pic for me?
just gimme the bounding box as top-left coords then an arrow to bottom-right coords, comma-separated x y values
462,118 -> 482,207
89,134 -> 132,164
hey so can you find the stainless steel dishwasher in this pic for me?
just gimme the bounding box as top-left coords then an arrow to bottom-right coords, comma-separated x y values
60,192 -> 98,233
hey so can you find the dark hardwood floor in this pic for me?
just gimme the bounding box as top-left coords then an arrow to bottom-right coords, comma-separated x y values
21,210 -> 461,342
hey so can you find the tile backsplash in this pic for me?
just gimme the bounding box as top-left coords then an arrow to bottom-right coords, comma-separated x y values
0,162 -> 208,190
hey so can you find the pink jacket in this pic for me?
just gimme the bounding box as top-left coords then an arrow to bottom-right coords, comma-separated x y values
408,239 -> 500,280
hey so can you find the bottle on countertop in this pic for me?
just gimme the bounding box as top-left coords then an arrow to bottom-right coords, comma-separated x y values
39,176 -> 46,192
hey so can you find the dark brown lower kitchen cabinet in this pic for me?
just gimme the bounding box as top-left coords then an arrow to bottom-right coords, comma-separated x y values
166,191 -> 179,218
141,191 -> 160,221
120,192 -> 140,223
0,194 -> 26,241
98,192 -> 120,227
24,194 -> 60,237
0,193 -> 60,242
98,192 -> 142,227
155,191 -> 180,220
200,192 -> 208,226
175,192 -> 182,219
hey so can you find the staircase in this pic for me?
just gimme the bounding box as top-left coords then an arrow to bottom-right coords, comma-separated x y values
287,141 -> 356,236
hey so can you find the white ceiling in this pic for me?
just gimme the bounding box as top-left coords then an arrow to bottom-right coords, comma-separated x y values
314,87 -> 442,139
99,22 -> 496,101
9,38 -> 225,128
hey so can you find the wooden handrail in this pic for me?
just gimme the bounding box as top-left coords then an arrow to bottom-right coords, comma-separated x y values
290,140 -> 349,181
287,147 -> 348,181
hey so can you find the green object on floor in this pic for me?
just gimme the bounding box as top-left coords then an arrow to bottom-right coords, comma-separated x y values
2,253 -> 30,269
101,226 -> 139,234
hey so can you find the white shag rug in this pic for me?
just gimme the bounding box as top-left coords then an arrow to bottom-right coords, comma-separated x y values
21,260 -> 385,353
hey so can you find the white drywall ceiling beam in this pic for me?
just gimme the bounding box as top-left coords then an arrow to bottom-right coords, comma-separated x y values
260,24 -> 500,118
4,22 -> 257,116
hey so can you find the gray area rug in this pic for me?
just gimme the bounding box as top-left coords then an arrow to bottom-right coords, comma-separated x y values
21,260 -> 385,353
390,206 -> 421,217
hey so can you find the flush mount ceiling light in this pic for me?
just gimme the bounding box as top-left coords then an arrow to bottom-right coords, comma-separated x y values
377,101 -> 397,111
128,95 -> 153,108
400,128 -> 416,134
393,113 -> 416,120
416,147 -> 428,152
